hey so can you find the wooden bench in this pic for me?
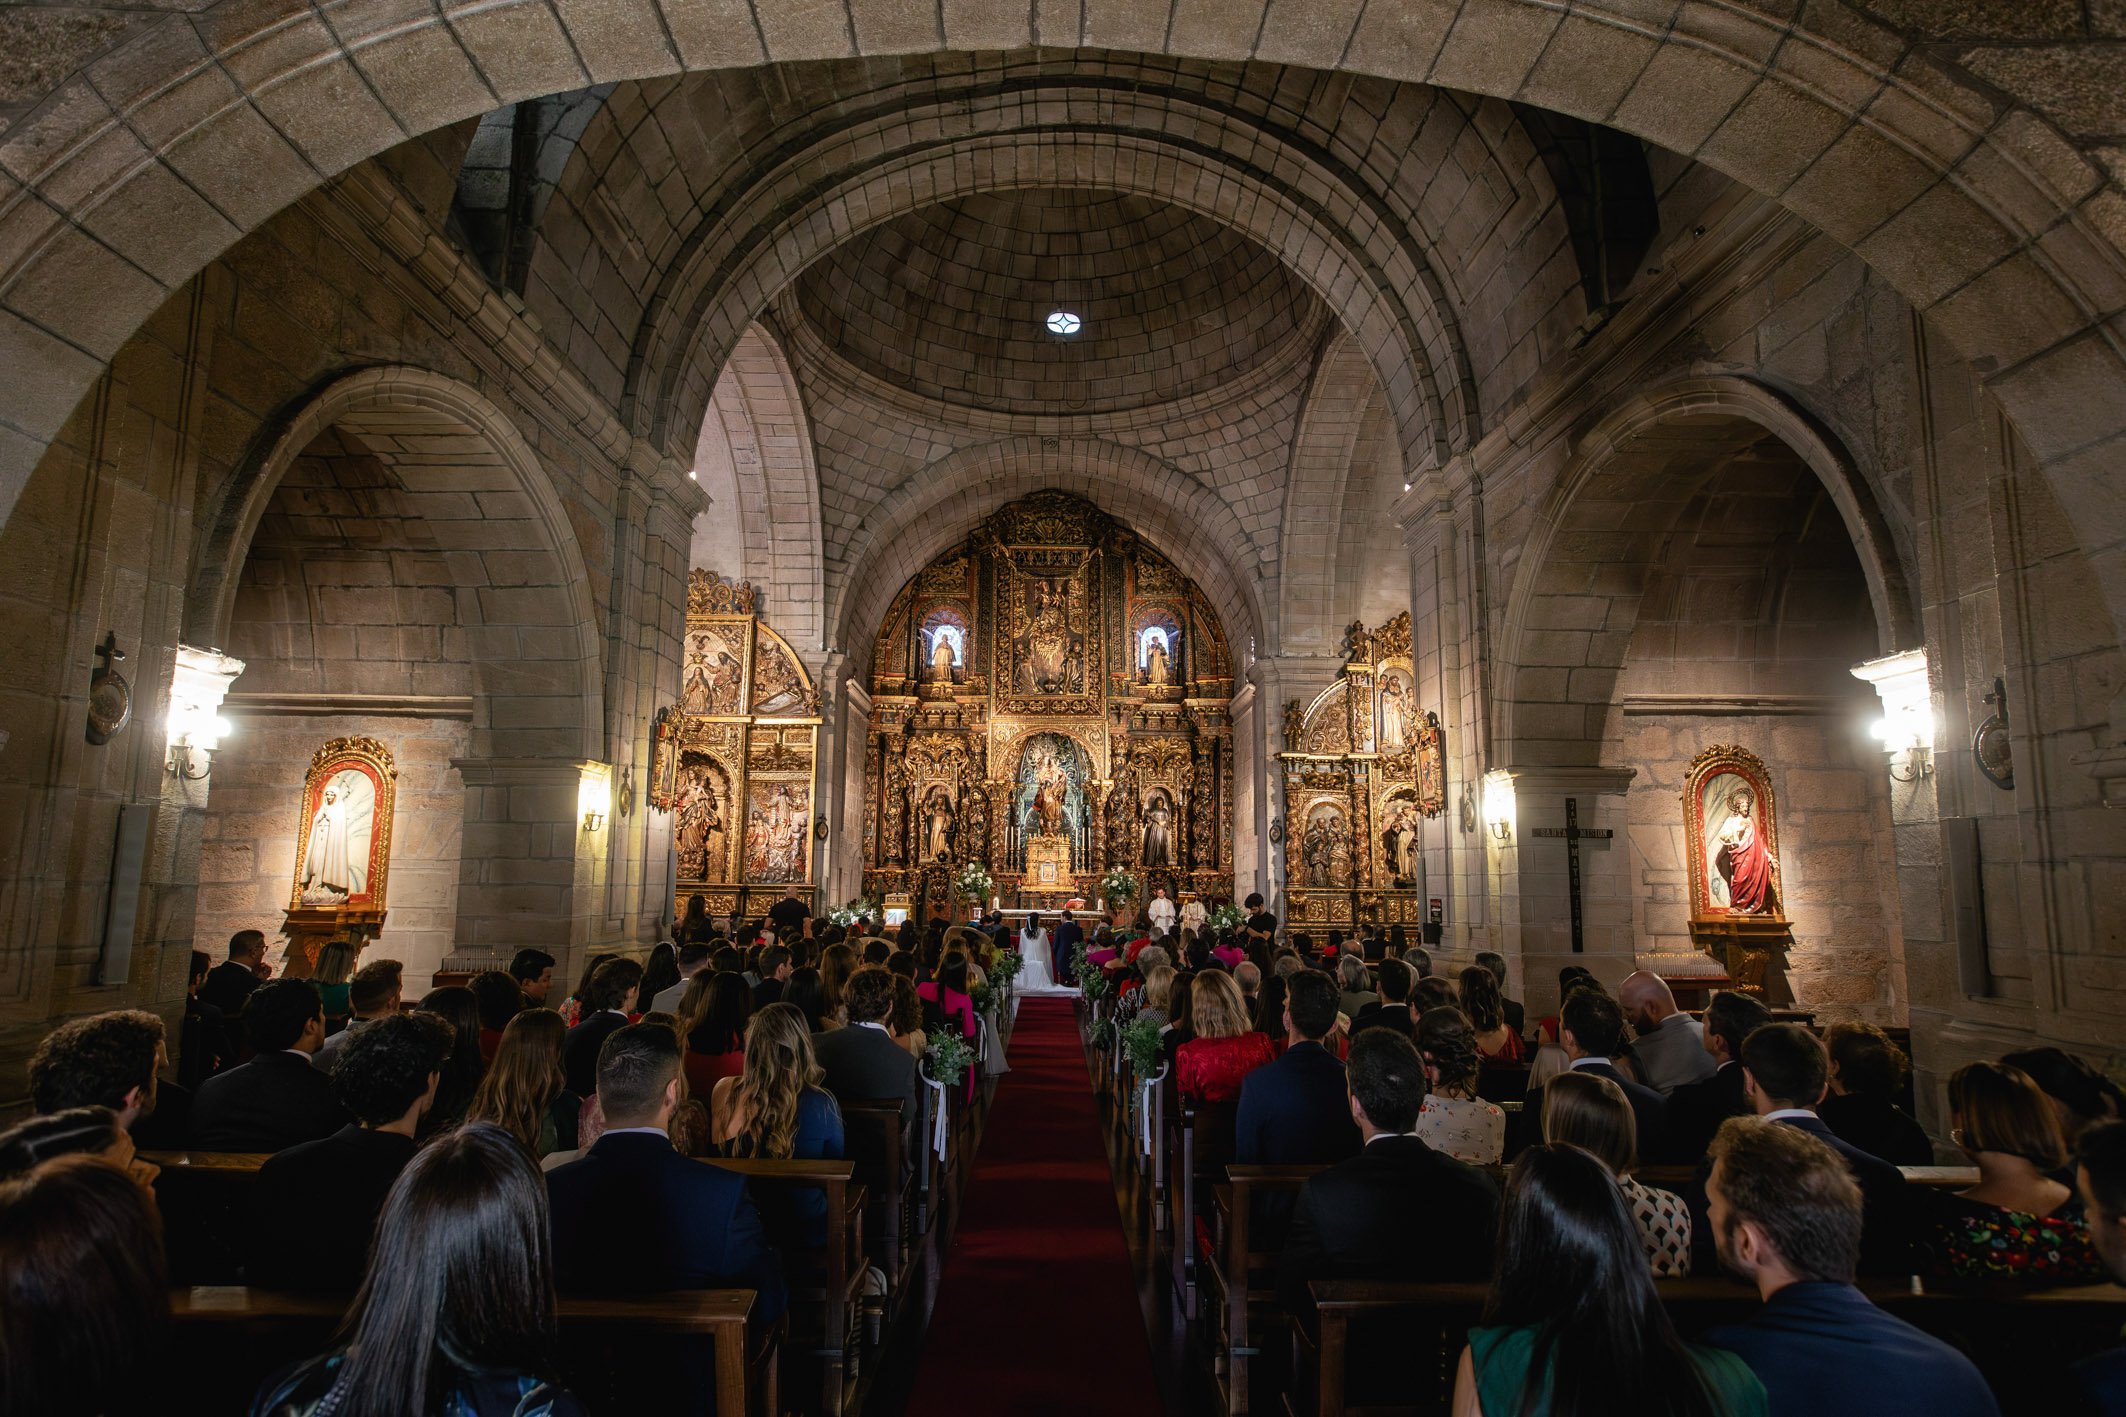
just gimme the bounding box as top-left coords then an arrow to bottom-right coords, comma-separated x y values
1207,1164 -> 1327,1416
171,1284 -> 775,1416
1303,1277 -> 2126,1417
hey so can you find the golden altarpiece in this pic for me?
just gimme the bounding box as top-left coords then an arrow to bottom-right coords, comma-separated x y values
860,493 -> 1236,923
1277,613 -> 1445,929
651,571 -> 822,920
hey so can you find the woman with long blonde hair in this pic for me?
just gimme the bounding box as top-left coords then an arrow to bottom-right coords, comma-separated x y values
465,1009 -> 579,1157
708,1004 -> 844,1248
1174,970 -> 1275,1104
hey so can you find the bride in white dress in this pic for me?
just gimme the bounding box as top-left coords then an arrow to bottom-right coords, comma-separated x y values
1015,912 -> 1068,995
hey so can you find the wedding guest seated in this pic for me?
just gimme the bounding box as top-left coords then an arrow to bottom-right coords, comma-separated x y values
256,1125 -> 589,1416
415,985 -> 486,1137
1350,958 -> 1414,1038
1114,947 -> 1171,1027
1459,965 -> 1525,1063
1532,965 -> 1592,1045
315,960 -> 403,1072
1404,945 -> 1433,980
199,927 -> 269,1017
820,942 -> 860,1026
1211,935 -> 1245,969
1176,971 -> 1277,1105
917,953 -> 979,1041
1136,966 -> 1177,1030
0,1106 -> 158,1191
1666,990 -> 1772,1162
1412,975 -> 1459,1014
0,1153 -> 168,1417
562,957 -> 642,1097
557,952 -> 619,1028
311,942 -> 360,1032
470,969 -> 522,1065
1452,1145 -> 1765,1417
1543,1070 -> 1690,1275
1474,951 -> 1524,1036
1817,1022 -> 1931,1167
2074,1120 -> 2126,1412
1277,1029 -> 1499,1312
889,976 -> 929,1057
678,972 -> 753,1095
2006,1046 -> 2126,1157
708,1004 -> 845,1250
193,981 -> 345,1152
636,942 -> 681,1020
1335,953 -> 1377,1020
1705,1117 -> 1998,1417
1234,959 -> 1263,1015
1708,1023 -> 1910,1277
510,946 -> 556,1010
1927,1060 -> 2102,1285
784,967 -> 831,1031
1412,1007 -> 1507,1165
752,944 -> 793,1012
1510,988 -> 1666,1162
1159,970 -> 1197,1070
650,941 -> 711,1014
28,1008 -> 170,1141
811,966 -> 922,1164
546,1025 -> 784,1318
180,948 -> 238,1088
467,1009 -> 580,1158
1621,970 -> 1716,1095
252,1012 -> 453,1290
1236,971 -> 1360,1168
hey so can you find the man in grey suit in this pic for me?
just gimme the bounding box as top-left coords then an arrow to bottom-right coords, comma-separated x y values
810,965 -> 922,1168
1621,970 -> 1716,1095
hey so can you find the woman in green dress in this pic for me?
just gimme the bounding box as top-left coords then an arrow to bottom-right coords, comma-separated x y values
1451,1144 -> 1768,1417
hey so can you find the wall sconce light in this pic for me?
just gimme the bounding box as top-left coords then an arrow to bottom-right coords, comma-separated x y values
581,808 -> 607,832
164,645 -> 245,781
578,767 -> 612,834
1852,649 -> 1934,787
1482,770 -> 1516,842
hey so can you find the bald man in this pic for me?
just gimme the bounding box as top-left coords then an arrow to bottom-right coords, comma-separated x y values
1621,970 -> 1716,1095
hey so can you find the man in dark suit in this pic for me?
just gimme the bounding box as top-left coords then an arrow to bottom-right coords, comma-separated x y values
1704,1117 -> 1998,1417
1729,1023 -> 1911,1276
751,943 -> 792,1012
766,884 -> 811,937
197,928 -> 268,1018
1238,971 -> 1361,1166
252,1012 -> 452,1289
1350,958 -> 1416,1038
562,956 -> 642,1096
1474,952 -> 1524,1037
1052,910 -> 1084,983
547,1024 -> 785,1320
1663,990 -> 1770,1162
1509,989 -> 1667,1160
1277,1030 -> 1499,1312
191,980 -> 346,1152
28,1008 -> 170,1136
2075,1121 -> 2126,1414
811,966 -> 922,1165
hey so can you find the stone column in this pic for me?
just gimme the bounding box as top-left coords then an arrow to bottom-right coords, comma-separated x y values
1485,764 -> 1637,1016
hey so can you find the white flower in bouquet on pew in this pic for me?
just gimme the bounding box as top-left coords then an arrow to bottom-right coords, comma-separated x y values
924,1026 -> 975,1086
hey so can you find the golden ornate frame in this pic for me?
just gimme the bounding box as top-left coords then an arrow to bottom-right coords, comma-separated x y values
287,736 -> 397,912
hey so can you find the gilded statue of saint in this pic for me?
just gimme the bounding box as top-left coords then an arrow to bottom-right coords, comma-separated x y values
1143,633 -> 1171,687
1141,791 -> 1173,867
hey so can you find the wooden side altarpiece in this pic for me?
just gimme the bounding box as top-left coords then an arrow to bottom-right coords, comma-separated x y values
280,735 -> 396,977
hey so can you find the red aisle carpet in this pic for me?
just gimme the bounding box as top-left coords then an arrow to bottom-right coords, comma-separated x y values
902,997 -> 1164,1416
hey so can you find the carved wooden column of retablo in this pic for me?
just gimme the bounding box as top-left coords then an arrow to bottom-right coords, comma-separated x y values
856,493 -> 1238,918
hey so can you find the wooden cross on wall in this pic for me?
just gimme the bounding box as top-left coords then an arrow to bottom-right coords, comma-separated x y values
1530,797 -> 1614,953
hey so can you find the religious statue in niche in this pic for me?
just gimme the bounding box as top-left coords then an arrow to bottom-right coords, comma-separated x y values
1414,711 -> 1446,817
1141,626 -> 1174,686
1015,575 -> 1086,694
1382,799 -> 1421,887
681,627 -> 745,715
922,786 -> 957,862
924,623 -> 966,682
1297,803 -> 1353,889
750,630 -> 806,715
288,737 -> 395,911
1141,787 -> 1176,868
1378,671 -> 1411,752
744,781 -> 811,882
674,761 -> 731,881
1683,745 -> 1785,921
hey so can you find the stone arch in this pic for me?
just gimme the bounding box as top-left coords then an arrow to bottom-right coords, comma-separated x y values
191,366 -> 604,760
0,4 -> 2123,660
1496,375 -> 1918,767
1279,330 -> 1390,654
830,438 -> 1262,678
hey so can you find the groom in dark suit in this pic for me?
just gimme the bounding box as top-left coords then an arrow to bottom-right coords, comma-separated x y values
1052,910 -> 1084,983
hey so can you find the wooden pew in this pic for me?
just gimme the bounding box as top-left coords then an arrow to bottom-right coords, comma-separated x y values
1302,1277 -> 2126,1417
840,1099 -> 913,1303
171,1285 -> 775,1416
1206,1164 -> 1327,1416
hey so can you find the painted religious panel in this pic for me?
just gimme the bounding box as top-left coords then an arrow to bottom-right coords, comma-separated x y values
1295,800 -> 1354,889
750,625 -> 810,716
289,737 -> 395,909
680,623 -> 747,715
1007,560 -> 1093,698
1685,745 -> 1785,922
744,780 -> 812,883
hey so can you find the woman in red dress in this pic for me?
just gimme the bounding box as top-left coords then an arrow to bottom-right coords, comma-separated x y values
1176,971 -> 1275,1104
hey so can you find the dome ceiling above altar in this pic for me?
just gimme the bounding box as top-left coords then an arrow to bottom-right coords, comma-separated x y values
789,189 -> 1330,416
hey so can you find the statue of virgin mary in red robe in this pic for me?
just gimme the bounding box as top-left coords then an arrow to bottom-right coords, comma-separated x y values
1712,784 -> 1776,914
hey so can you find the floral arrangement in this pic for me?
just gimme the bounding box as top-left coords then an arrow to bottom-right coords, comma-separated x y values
1099,868 -> 1141,908
1121,1016 -> 1164,1080
970,978 -> 997,1014
827,896 -> 880,928
991,948 -> 1023,985
1207,902 -> 1244,934
925,1026 -> 975,1087
955,861 -> 995,902
1076,946 -> 1112,1002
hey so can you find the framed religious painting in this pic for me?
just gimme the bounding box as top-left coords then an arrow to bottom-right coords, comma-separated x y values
289,738 -> 396,910
1683,744 -> 1786,925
